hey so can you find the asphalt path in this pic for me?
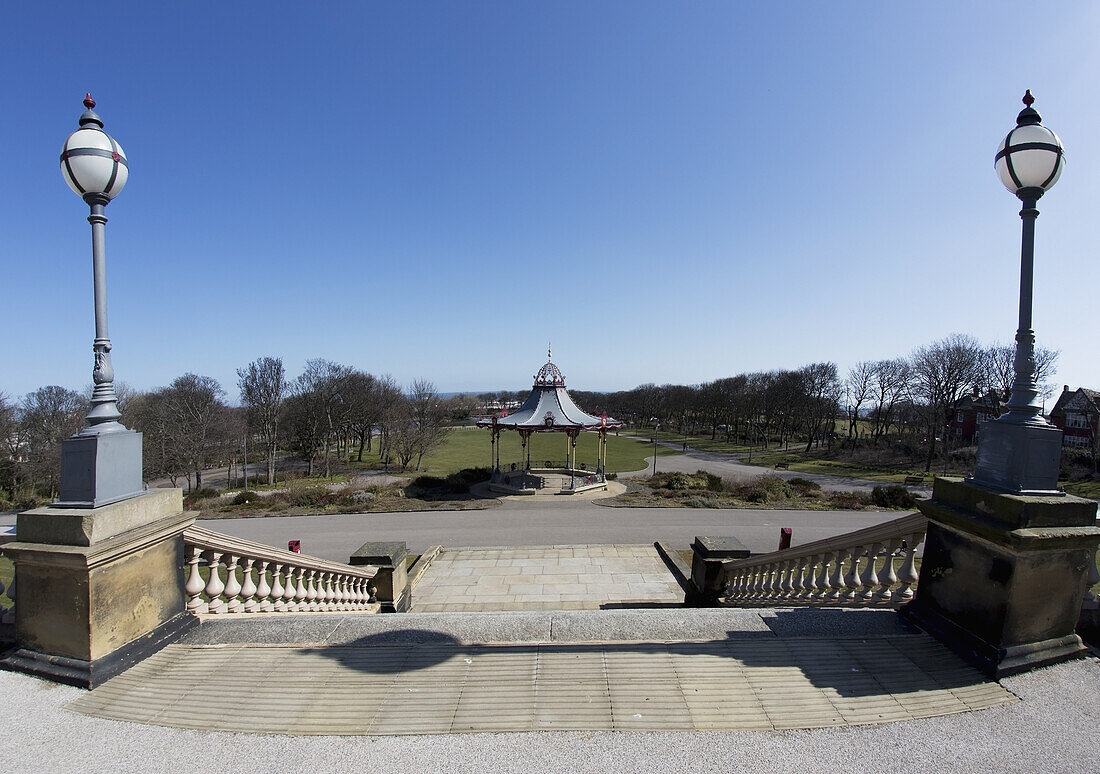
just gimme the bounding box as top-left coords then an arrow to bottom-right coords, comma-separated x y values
626,438 -> 935,496
201,499 -> 903,562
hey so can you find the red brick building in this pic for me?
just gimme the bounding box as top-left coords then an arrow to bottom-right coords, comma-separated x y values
948,389 -> 1001,445
1049,386 -> 1100,449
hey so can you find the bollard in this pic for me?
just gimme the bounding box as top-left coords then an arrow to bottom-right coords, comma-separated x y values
288,540 -> 301,553
778,528 -> 792,551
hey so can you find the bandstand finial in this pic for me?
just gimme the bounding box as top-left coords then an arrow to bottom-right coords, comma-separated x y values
548,343 -> 552,361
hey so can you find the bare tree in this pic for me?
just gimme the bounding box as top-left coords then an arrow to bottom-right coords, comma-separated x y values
164,374 -> 227,490
0,393 -> 20,498
294,359 -> 354,478
979,343 -> 1060,405
844,361 -> 875,450
798,362 -> 841,452
126,389 -> 188,488
408,379 -> 447,471
237,356 -> 288,485
18,386 -> 86,498
911,335 -> 984,472
868,358 -> 911,444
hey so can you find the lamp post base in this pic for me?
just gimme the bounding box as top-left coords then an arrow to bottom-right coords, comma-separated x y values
57,429 -> 145,508
904,478 -> 1099,677
970,420 -> 1063,495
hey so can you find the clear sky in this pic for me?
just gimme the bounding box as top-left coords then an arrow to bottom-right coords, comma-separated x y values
4,2 -> 1099,402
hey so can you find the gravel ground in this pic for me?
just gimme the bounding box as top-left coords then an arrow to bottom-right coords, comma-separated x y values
3,638 -> 1097,774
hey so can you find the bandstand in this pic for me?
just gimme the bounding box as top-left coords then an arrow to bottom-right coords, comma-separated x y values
477,351 -> 623,494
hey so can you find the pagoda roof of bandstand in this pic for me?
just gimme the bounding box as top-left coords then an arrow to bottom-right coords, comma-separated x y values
476,353 -> 622,432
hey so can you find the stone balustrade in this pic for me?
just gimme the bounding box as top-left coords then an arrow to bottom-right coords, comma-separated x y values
720,512 -> 928,608
183,526 -> 379,615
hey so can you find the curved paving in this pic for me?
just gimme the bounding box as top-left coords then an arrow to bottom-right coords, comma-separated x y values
67,612 -> 1014,735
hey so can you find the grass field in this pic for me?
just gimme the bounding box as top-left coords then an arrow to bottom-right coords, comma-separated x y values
1,555 -> 12,609
357,427 -> 677,477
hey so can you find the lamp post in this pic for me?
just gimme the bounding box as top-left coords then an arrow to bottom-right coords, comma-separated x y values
971,91 -> 1066,495
56,94 -> 143,507
651,418 -> 660,476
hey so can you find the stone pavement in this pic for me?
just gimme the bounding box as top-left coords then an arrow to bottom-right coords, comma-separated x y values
67,609 -> 1014,735
412,545 -> 684,612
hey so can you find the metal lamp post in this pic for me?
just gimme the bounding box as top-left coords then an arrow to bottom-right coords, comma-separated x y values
972,91 -> 1066,494
56,94 -> 144,507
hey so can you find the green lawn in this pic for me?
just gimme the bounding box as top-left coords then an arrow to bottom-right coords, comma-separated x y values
1063,480 -> 1100,499
1,555 -> 12,609
368,427 -> 678,477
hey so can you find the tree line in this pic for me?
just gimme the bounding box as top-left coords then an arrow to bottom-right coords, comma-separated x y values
0,334 -> 1059,501
0,357 -> 476,500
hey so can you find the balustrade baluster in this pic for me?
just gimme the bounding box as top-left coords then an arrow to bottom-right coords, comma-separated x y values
271,563 -> 287,612
331,573 -> 344,611
305,570 -> 319,611
896,533 -> 923,601
791,557 -> 808,600
204,551 -> 227,614
223,554 -> 243,613
255,561 -> 272,612
814,552 -> 832,600
873,539 -> 902,602
320,572 -> 335,611
801,555 -> 819,600
778,560 -> 793,600
826,548 -> 848,601
184,545 -> 208,614
240,558 -> 258,612
860,542 -> 884,601
842,545 -> 864,602
770,562 -> 787,598
292,567 -> 308,612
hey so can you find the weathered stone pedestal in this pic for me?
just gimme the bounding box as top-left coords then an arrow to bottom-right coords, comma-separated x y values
350,541 -> 409,613
687,536 -> 750,606
904,477 -> 1100,678
0,489 -> 195,688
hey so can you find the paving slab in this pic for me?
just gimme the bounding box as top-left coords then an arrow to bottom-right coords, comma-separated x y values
67,631 -> 1015,736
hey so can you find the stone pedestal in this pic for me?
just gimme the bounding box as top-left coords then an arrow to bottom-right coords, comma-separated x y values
687,536 -> 750,606
1,489 -> 196,688
971,421 -> 1064,495
904,477 -> 1100,677
350,541 -> 409,613
58,430 -> 145,508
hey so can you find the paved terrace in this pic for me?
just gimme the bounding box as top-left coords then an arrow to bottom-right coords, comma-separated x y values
4,608 -> 1098,773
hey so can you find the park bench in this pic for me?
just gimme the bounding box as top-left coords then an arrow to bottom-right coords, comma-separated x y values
774,462 -> 790,470
904,475 -> 925,486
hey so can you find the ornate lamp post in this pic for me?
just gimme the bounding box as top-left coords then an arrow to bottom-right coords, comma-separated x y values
56,94 -> 143,506
972,91 -> 1066,494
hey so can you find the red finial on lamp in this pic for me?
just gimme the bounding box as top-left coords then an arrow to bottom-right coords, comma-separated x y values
83,93 -> 96,110
1022,90 -> 1035,107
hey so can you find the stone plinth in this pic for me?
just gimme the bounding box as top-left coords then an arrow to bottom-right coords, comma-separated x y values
1,488 -> 196,688
688,536 -> 750,606
58,430 -> 145,508
350,541 -> 410,613
904,477 -> 1100,677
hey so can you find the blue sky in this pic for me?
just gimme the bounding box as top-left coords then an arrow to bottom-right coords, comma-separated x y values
4,2 -> 1099,402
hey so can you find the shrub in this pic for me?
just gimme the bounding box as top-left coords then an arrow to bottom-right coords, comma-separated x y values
787,477 -> 821,495
704,472 -> 724,492
231,491 -> 253,506
607,472 -> 618,481
664,472 -> 693,491
685,495 -> 723,508
871,485 -> 917,509
829,491 -> 872,509
189,487 -> 219,500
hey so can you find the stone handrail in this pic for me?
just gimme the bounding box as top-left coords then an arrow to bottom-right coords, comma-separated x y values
183,525 -> 379,615
720,512 -> 928,608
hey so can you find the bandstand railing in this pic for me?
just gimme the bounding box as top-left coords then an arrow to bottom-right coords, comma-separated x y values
720,513 -> 928,608
182,525 -> 379,615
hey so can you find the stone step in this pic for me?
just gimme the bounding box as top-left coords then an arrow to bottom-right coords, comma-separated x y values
181,607 -> 923,648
